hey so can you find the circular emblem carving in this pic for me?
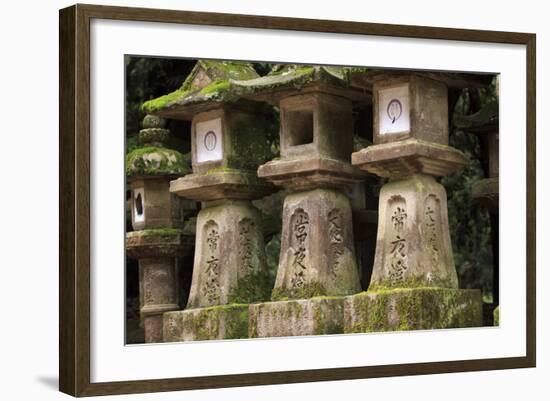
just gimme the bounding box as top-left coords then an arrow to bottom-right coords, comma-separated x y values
204,130 -> 217,151
387,99 -> 403,124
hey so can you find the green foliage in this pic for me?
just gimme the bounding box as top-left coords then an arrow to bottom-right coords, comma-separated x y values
443,83 -> 498,296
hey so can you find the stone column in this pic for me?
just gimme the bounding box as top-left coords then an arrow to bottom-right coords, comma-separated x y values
347,73 -> 483,332
140,61 -> 278,342
163,105 -> 275,342
244,82 -> 367,338
125,115 -> 194,343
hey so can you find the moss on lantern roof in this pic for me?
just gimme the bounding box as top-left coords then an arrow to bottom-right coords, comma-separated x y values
232,64 -> 351,95
125,146 -> 191,176
141,60 -> 259,115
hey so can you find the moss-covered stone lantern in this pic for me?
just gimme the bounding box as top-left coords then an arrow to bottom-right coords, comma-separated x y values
125,115 -> 194,343
345,70 -> 486,332
232,65 -> 369,338
142,60 -> 276,341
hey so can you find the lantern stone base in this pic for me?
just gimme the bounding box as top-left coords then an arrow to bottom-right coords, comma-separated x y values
163,304 -> 249,342
248,297 -> 346,338
271,188 -> 361,301
344,288 -> 482,333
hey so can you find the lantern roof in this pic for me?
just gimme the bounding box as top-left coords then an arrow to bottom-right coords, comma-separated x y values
126,115 -> 191,178
141,60 -> 260,119
232,64 -> 370,104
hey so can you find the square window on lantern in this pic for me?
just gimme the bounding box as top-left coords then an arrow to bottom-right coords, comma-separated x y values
195,117 -> 223,163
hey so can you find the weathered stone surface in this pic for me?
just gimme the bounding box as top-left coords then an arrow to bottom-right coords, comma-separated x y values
186,200 -> 272,308
272,188 -> 361,300
344,288 -> 482,333
143,315 -> 164,343
163,304 -> 249,342
170,170 -> 274,202
369,174 -> 459,290
190,106 -> 275,174
351,139 -> 468,178
472,177 -> 499,212
125,228 -> 194,259
129,178 -> 189,231
249,297 -> 345,338
137,257 -> 180,343
258,157 -> 366,192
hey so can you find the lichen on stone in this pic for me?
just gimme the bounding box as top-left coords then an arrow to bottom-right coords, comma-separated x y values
345,287 -> 482,333
141,60 -> 259,114
125,146 -> 190,176
271,281 -> 327,301
232,64 -> 352,97
136,227 -> 183,238
227,270 -> 274,305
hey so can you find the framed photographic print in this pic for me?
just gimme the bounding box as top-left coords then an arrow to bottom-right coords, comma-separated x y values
59,3 -> 536,397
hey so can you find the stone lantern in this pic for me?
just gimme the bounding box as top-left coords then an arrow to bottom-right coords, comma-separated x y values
232,65 -> 370,337
346,70 -> 486,332
141,60 -> 276,341
125,115 -> 195,343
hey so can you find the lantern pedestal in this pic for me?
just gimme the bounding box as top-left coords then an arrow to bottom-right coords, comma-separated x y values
163,304 -> 249,342
249,296 -> 346,338
344,288 -> 482,333
126,229 -> 193,343
166,174 -> 273,342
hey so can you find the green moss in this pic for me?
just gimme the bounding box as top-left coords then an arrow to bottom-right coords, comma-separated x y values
138,128 -> 169,146
199,80 -> 230,95
180,304 -> 249,341
271,282 -> 327,301
139,228 -> 182,238
345,288 -> 482,334
125,146 -> 190,176
142,114 -> 166,129
142,60 -> 259,114
197,60 -> 258,81
311,298 -> 345,335
228,270 -> 274,304
225,109 -> 277,171
141,88 -> 190,114
204,166 -> 242,175
368,274 -> 454,292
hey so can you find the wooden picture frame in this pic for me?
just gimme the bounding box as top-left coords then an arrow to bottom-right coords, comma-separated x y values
59,3 -> 536,397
